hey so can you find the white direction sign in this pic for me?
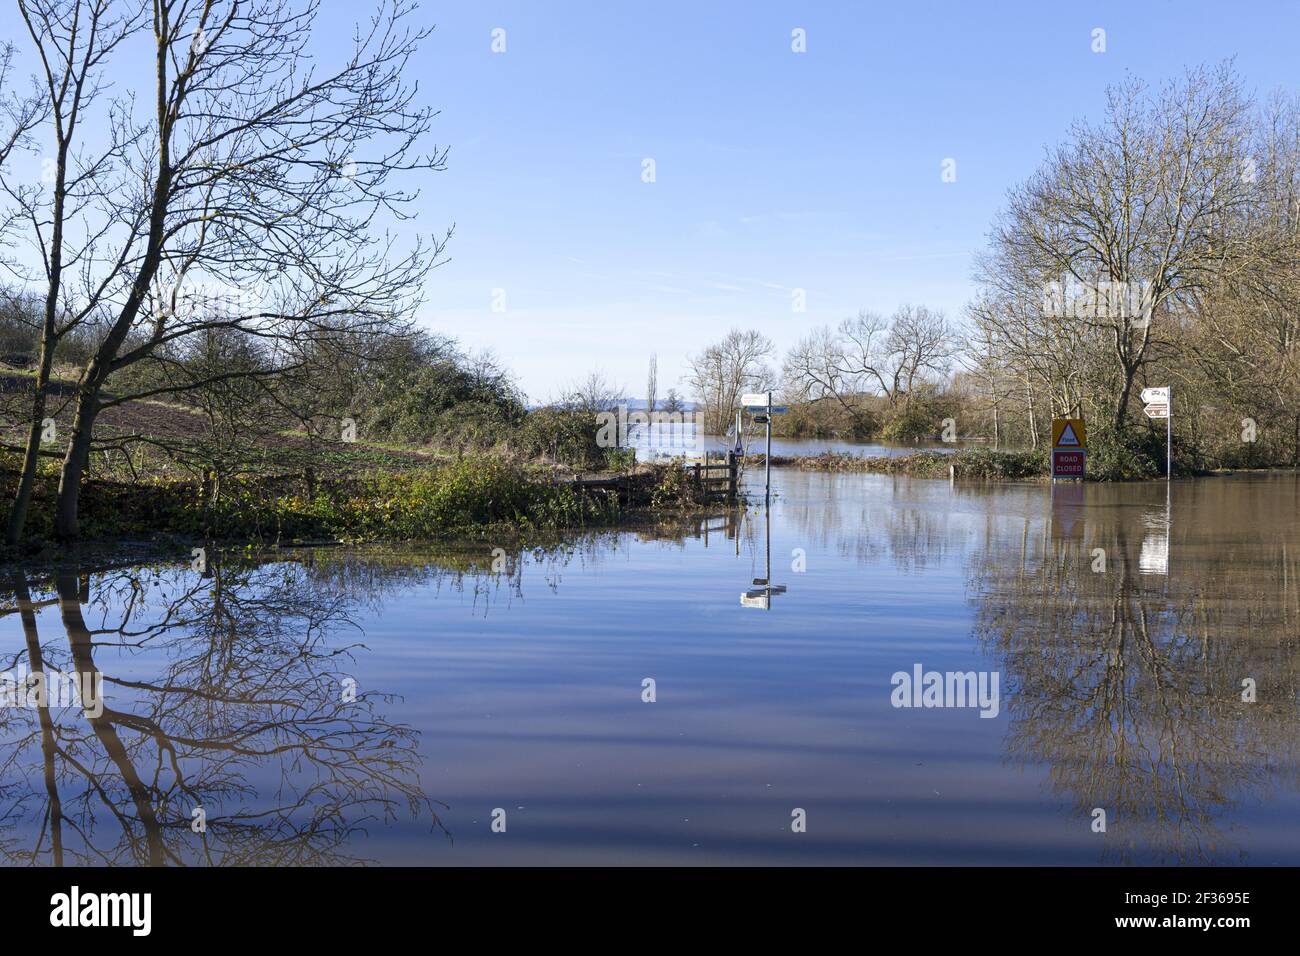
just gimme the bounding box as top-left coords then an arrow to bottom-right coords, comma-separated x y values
1140,385 -> 1172,480
741,392 -> 772,408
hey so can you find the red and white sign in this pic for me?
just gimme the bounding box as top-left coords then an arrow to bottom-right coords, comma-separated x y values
1052,449 -> 1086,478
1143,403 -> 1169,419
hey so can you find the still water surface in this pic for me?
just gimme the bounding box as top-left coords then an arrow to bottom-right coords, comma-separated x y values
3,469 -> 1299,865
628,424 -> 964,459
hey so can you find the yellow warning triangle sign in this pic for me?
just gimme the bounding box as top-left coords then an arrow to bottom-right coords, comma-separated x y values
1057,422 -> 1081,446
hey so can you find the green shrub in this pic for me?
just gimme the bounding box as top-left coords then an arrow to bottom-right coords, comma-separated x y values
950,448 -> 1043,479
291,455 -> 595,537
880,405 -> 937,443
1087,424 -> 1162,481
879,395 -> 961,443
602,447 -> 637,471
514,407 -> 605,468
647,462 -> 708,509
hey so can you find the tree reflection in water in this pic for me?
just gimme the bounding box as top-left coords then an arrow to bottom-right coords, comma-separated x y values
0,558 -> 444,866
0,519 -> 729,867
773,471 -> 1300,863
968,481 -> 1300,863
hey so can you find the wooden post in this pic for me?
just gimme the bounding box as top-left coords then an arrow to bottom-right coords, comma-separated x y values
727,450 -> 737,501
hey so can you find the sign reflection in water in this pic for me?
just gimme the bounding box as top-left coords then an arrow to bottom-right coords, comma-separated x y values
740,499 -> 787,610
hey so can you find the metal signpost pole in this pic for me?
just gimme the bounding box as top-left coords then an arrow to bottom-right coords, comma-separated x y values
1167,386 -> 1172,482
765,392 -> 772,502
742,391 -> 785,503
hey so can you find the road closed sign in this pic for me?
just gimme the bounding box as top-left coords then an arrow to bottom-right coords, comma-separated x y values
1051,418 -> 1086,479
1052,449 -> 1086,478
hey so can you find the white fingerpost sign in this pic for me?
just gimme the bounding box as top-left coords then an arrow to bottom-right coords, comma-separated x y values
1141,386 -> 1171,480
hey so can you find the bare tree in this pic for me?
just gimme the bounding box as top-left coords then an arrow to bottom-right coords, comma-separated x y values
684,328 -> 773,436
0,38 -> 47,207
0,0 -> 448,541
885,305 -> 956,406
1181,90 -> 1300,462
784,306 -> 954,425
562,370 -> 625,413
644,352 -> 657,414
0,3 -> 135,544
959,311 -> 1018,450
988,64 -> 1255,433
783,317 -> 876,429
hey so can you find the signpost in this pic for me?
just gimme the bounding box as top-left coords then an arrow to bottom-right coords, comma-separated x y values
1141,386 -> 1171,480
741,392 -> 788,501
1050,418 -> 1087,481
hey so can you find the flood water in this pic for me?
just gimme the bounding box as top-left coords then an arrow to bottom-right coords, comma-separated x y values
628,424 -> 965,460
3,469 -> 1300,866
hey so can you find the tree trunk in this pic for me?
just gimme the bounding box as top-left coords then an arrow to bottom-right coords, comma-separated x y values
8,135 -> 69,545
5,343 -> 56,544
53,388 -> 100,540
1025,377 -> 1038,449
1114,371 -> 1135,434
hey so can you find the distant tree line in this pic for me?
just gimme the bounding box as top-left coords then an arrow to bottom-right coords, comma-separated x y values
684,64 -> 1300,478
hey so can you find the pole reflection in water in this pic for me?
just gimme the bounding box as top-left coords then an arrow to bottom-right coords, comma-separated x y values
740,498 -> 786,610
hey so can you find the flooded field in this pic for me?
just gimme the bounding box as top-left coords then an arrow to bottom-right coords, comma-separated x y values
3,469 -> 1299,866
627,422 -> 967,460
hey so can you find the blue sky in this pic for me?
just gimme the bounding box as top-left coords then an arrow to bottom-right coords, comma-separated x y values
408,0 -> 1298,401
5,1 -> 1298,402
